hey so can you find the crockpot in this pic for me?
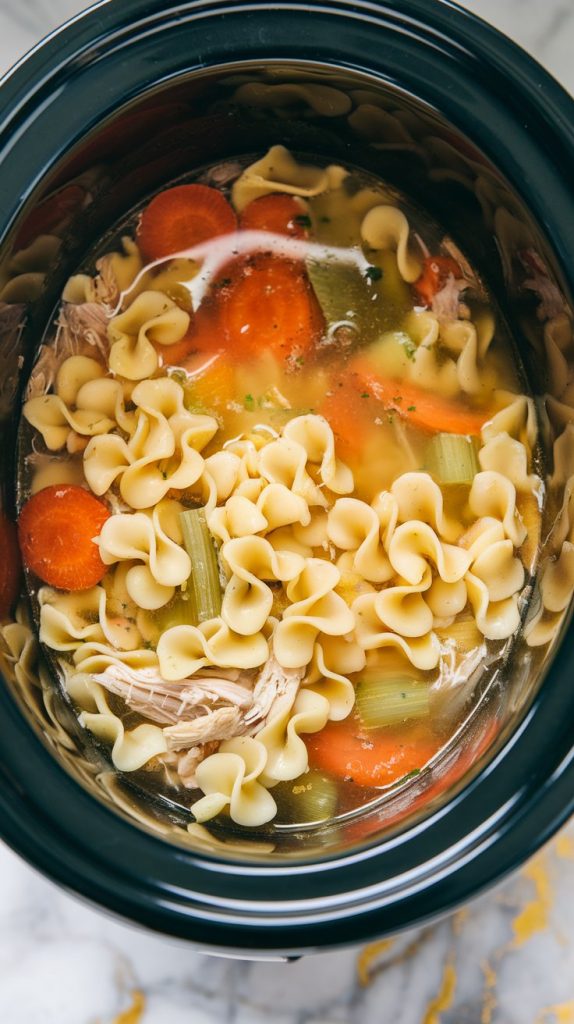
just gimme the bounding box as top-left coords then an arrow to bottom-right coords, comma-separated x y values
0,0 -> 573,959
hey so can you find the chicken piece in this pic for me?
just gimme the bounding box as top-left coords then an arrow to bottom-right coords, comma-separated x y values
164,707 -> 243,751
443,238 -> 486,298
176,742 -> 220,788
431,274 -> 467,323
26,302 -> 109,399
200,160 -> 244,187
93,664 -> 253,726
58,301 -> 109,359
243,655 -> 304,733
92,253 -> 123,308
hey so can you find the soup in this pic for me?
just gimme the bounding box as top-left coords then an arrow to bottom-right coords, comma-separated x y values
16,147 -> 543,831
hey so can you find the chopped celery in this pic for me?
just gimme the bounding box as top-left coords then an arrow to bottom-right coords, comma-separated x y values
355,674 -> 430,729
306,259 -> 368,330
435,617 -> 483,653
179,508 -> 222,622
154,588 -> 198,633
275,770 -> 338,825
426,433 -> 479,485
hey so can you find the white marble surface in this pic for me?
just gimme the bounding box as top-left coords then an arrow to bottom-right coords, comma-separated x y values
1,1 -> 574,1022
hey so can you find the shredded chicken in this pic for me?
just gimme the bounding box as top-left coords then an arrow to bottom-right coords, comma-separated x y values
102,491 -> 133,515
26,302 -> 109,398
443,238 -> 486,298
93,664 -> 253,726
92,253 -> 122,307
164,706 -> 243,750
25,344 -> 59,398
199,160 -> 244,187
92,653 -> 304,781
243,655 -> 305,733
176,742 -> 220,788
58,301 -> 109,359
431,274 -> 467,323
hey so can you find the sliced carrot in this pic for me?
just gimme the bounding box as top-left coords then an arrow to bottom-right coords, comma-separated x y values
154,333 -> 198,367
349,357 -> 489,436
421,717 -> 500,803
0,514 -> 21,619
137,184 -> 237,262
18,485 -> 111,591
154,301 -> 224,367
219,254 -> 324,360
240,193 -> 309,237
343,717 -> 500,843
306,716 -> 440,788
320,379 -> 373,461
187,356 -> 235,411
414,255 -> 462,306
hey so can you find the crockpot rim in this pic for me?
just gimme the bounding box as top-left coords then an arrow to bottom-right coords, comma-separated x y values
1,0 -> 574,953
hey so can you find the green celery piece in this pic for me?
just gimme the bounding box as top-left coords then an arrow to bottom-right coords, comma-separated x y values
306,258 -> 369,331
355,674 -> 430,729
425,433 -> 479,485
154,588 -> 198,632
179,508 -> 222,622
275,770 -> 339,825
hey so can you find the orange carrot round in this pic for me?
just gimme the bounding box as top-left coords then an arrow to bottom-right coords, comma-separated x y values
306,717 -> 440,788
240,194 -> 309,237
137,184 -> 237,262
18,485 -> 111,591
0,514 -> 21,619
219,254 -> 324,360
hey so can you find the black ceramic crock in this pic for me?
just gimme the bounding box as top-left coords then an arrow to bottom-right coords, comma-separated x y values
0,0 -> 574,958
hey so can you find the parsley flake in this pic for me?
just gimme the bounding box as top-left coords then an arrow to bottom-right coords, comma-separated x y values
243,393 -> 255,410
294,214 -> 312,228
365,265 -> 383,282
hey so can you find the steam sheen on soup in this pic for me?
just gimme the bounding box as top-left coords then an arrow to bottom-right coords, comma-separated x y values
16,147 -> 542,830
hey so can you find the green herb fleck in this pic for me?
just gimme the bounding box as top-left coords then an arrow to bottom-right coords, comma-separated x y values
400,768 -> 422,783
244,393 -> 255,411
392,395 -> 403,404
365,265 -> 383,282
295,355 -> 305,366
401,338 -> 417,361
294,214 -> 312,228
407,405 -> 417,412
360,392 -> 370,399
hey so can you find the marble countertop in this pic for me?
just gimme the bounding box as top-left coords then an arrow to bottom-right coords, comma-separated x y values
1,2 -> 573,1022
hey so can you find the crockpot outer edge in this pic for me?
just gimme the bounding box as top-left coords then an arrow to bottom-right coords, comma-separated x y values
0,0 -> 574,952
